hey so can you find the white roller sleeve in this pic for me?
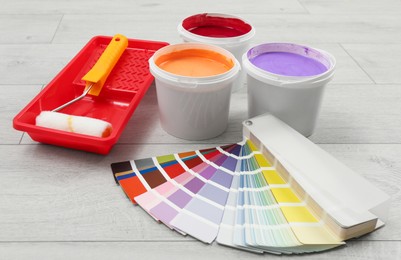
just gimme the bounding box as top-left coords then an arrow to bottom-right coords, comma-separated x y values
36,111 -> 112,137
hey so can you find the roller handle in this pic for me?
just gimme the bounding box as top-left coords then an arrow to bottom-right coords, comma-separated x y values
82,34 -> 128,96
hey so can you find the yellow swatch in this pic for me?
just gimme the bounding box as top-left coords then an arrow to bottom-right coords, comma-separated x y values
246,139 -> 259,152
280,206 -> 318,223
254,153 -> 271,167
290,226 -> 343,245
271,188 -> 301,203
262,170 -> 286,184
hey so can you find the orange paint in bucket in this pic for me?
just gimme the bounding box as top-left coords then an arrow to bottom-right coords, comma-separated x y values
155,49 -> 234,77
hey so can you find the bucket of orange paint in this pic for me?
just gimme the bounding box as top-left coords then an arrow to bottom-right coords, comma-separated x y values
149,43 -> 240,140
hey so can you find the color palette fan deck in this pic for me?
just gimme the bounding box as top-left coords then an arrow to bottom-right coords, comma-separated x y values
111,114 -> 389,254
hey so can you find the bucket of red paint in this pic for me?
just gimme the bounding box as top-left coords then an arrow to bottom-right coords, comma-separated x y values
243,43 -> 336,136
149,43 -> 240,140
178,13 -> 255,92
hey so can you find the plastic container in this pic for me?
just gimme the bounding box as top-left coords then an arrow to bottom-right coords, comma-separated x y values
178,13 -> 254,92
243,43 -> 336,137
13,36 -> 169,154
149,42 -> 240,140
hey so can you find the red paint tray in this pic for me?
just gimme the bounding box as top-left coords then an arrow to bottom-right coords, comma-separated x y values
13,36 -> 169,154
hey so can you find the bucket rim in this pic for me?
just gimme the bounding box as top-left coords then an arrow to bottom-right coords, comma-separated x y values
242,43 -> 336,89
149,42 -> 241,90
178,13 -> 255,46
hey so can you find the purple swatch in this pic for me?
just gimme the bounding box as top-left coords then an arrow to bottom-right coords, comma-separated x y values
168,189 -> 192,208
150,202 -> 179,223
199,165 -> 217,179
184,177 -> 205,193
185,197 -> 223,224
214,154 -> 228,166
198,183 -> 229,205
210,170 -> 233,188
221,156 -> 237,171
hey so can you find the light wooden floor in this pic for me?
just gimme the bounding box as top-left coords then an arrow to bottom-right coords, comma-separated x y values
1,0 -> 401,259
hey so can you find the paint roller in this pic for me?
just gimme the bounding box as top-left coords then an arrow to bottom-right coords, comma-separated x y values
36,34 -> 128,138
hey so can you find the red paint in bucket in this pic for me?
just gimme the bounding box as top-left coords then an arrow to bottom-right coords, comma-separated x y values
182,13 -> 252,38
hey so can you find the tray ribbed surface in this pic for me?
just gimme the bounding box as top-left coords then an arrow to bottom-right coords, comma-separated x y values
74,44 -> 154,93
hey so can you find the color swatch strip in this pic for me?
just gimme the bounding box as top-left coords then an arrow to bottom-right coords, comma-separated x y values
111,140 -> 343,254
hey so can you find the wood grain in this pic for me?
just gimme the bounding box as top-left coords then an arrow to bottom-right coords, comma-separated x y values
0,0 -> 306,15
0,241 -> 400,260
0,15 -> 61,44
300,0 -> 401,14
1,85 -> 42,144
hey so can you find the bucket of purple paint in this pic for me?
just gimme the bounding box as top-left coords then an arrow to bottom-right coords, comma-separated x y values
243,43 -> 336,136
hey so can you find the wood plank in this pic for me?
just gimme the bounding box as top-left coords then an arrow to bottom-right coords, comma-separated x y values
0,0 -> 306,15
311,84 -> 401,144
0,44 -> 82,85
0,85 -> 42,144
300,0 -> 401,14
342,44 -> 401,84
248,14 -> 401,44
52,14 -> 196,45
52,13 -> 401,45
0,15 -> 61,43
0,241 -> 400,259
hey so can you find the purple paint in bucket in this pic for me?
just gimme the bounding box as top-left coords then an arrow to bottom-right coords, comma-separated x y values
250,52 -> 328,77
243,43 -> 336,136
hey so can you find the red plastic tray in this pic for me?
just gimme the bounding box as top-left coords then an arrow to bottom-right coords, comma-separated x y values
13,36 -> 169,154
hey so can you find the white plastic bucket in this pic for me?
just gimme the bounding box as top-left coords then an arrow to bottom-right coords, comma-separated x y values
149,43 -> 240,140
178,13 -> 255,92
243,43 -> 336,137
